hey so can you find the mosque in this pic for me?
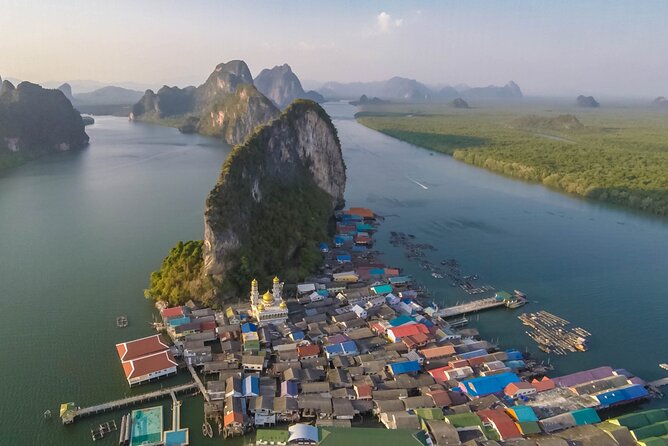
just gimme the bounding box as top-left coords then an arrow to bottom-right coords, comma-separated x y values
250,276 -> 288,326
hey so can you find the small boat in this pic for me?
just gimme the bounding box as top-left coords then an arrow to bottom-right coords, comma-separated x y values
513,290 -> 527,298
431,273 -> 443,279
203,421 -> 214,438
660,363 -> 668,371
116,316 -> 128,328
43,409 -> 51,419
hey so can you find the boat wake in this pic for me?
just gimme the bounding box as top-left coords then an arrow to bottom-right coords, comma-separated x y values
406,176 -> 429,190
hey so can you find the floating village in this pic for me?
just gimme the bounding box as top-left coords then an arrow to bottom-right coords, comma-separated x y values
58,207 -> 668,446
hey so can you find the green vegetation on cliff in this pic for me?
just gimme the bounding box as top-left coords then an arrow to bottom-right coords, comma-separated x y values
357,104 -> 668,216
144,240 -> 214,306
204,99 -> 346,296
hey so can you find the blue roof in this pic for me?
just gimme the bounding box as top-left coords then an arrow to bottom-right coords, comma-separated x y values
505,350 -> 524,361
506,360 -> 526,369
372,284 -> 393,295
290,331 -> 305,341
324,341 -> 358,356
510,405 -> 539,422
281,380 -> 298,396
336,254 -> 352,263
595,385 -> 649,407
319,242 -> 329,252
164,429 -> 188,446
340,214 -> 362,221
461,372 -> 521,397
168,316 -> 190,327
243,375 -> 260,396
356,223 -> 374,231
389,315 -> 416,327
571,408 -> 601,425
241,322 -> 257,333
352,245 -> 367,252
316,289 -> 329,296
389,360 -> 421,375
369,268 -> 385,276
458,349 -> 488,359
334,236 -> 345,245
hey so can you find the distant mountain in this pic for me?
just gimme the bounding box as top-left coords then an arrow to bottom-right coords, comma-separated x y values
349,95 -> 390,106
577,95 -> 600,108
254,64 -> 324,109
459,81 -> 523,100
320,78 -> 522,102
452,98 -> 469,109
73,86 -> 144,106
0,80 -> 89,170
651,96 -> 668,108
130,60 -> 279,146
58,83 -> 74,102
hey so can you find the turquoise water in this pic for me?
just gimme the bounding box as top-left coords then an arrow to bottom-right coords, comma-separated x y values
0,104 -> 666,445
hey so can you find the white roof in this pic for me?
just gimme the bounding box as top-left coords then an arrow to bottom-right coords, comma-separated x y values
298,283 -> 316,293
288,423 -> 319,443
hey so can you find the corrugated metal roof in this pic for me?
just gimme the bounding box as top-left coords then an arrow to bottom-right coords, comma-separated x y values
389,360 -> 421,375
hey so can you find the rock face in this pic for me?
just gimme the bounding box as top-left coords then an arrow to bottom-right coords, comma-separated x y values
254,64 -> 324,109
0,81 -> 89,158
452,98 -> 469,109
203,100 -> 346,291
130,60 -> 279,145
577,95 -> 600,108
349,95 -> 390,106
459,81 -> 523,100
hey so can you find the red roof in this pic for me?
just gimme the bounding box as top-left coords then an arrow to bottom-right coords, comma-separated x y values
427,366 -> 452,383
297,344 -> 321,358
467,355 -> 491,367
389,323 -> 429,340
504,382 -> 535,397
421,345 -> 456,359
354,384 -> 373,399
384,268 -> 400,276
224,411 -> 244,426
161,306 -> 184,319
116,334 -> 169,362
201,321 -> 217,331
122,350 -> 177,380
448,359 -> 469,369
478,409 -> 522,440
369,321 -> 388,334
403,332 -> 430,349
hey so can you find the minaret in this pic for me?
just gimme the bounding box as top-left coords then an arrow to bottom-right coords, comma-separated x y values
250,278 -> 259,305
272,276 -> 282,301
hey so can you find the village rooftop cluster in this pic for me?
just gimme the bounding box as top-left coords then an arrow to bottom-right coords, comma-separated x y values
64,207 -> 665,446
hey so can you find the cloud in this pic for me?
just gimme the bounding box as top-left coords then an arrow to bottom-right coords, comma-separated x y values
376,11 -> 403,34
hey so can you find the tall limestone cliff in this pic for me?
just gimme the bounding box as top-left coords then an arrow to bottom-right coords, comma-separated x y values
130,60 -> 278,145
203,100 -> 346,293
254,64 -> 324,109
0,81 -> 89,169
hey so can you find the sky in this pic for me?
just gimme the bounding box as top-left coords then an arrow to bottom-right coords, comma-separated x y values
1,0 -> 667,97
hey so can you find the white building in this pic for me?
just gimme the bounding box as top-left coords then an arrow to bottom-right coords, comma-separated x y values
250,277 -> 289,326
351,304 -> 368,320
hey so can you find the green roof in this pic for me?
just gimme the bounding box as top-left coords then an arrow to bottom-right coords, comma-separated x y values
444,413 -> 482,428
633,422 -> 668,440
612,409 -> 668,430
318,427 -> 425,446
415,408 -> 444,420
483,426 -> 501,441
255,429 -> 289,443
517,421 -> 541,435
640,437 -> 668,446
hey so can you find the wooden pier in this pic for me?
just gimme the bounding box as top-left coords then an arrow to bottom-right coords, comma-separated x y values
187,362 -> 210,403
436,296 -> 506,318
61,382 -> 198,424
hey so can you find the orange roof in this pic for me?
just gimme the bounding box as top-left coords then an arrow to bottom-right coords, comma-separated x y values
297,344 -> 321,358
161,306 -> 184,318
224,411 -> 244,426
122,351 -> 177,379
354,384 -> 373,398
116,334 -> 169,362
428,389 -> 453,407
389,323 -> 429,339
427,365 -> 452,383
420,345 -> 456,359
347,207 -> 374,219
531,376 -> 556,392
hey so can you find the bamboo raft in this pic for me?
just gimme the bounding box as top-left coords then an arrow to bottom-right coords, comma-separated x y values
519,310 -> 591,355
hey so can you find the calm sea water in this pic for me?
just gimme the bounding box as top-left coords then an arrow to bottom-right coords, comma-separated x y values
0,104 -> 666,445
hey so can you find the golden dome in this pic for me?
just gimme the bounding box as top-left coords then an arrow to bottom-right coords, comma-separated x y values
273,276 -> 280,284
262,291 -> 274,304
279,301 -> 287,309
251,278 -> 258,286
257,303 -> 265,311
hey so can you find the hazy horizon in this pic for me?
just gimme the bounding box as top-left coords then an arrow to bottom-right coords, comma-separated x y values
1,0 -> 667,98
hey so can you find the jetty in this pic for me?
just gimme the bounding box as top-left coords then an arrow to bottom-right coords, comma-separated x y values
436,296 -> 507,318
519,310 -> 590,355
187,362 -> 210,403
60,382 -> 198,424
649,377 -> 668,387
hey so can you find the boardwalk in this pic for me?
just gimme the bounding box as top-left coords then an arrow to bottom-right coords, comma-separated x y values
61,382 -> 198,424
649,377 -> 668,387
436,297 -> 506,318
187,363 -> 210,403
